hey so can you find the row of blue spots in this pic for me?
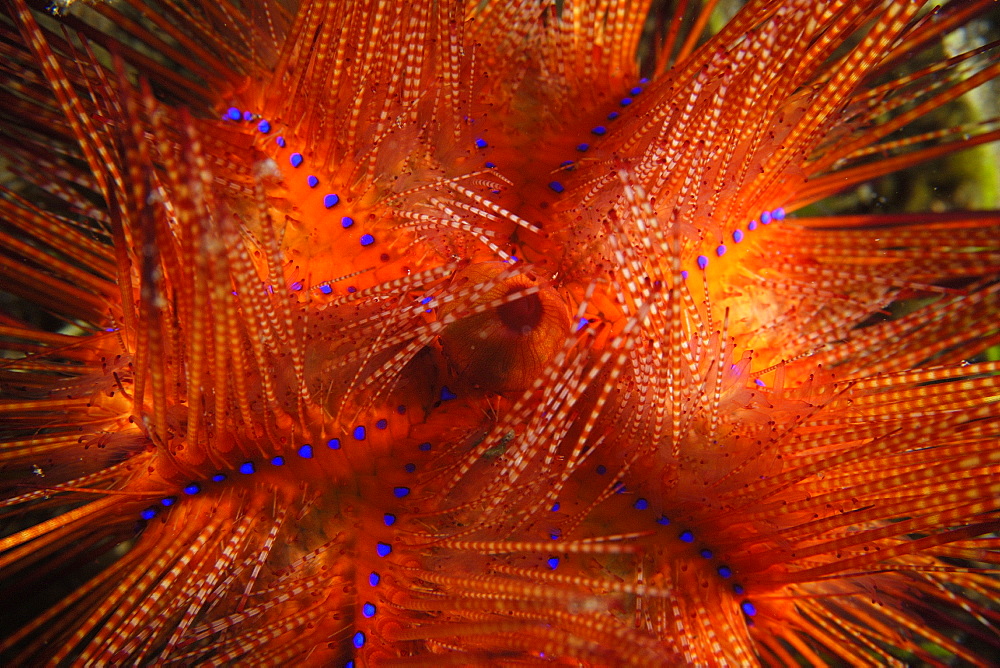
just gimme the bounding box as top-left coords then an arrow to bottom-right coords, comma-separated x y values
224,105 -> 375,255
549,78 -> 650,195
695,207 -> 787,271
138,408 -> 424,522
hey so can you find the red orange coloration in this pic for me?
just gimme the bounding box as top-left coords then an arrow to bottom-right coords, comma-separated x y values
2,0 -> 1000,665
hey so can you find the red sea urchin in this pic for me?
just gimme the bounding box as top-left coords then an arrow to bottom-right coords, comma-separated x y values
2,0 -> 1000,664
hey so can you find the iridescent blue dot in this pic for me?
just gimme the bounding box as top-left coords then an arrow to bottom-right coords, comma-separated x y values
226,107 -> 241,121
700,549 -> 713,559
161,496 -> 177,507
360,234 -> 375,246
323,193 -> 339,208
547,557 -> 559,569
440,386 -> 457,401
347,286 -> 357,293
474,138 -> 488,148
341,216 -> 354,228
761,211 -> 772,224
239,462 -> 255,475
755,378 -> 766,387
276,136 -> 286,148
140,507 -> 157,520
733,584 -> 745,595
289,153 -> 303,167
634,498 -> 648,510
397,405 -> 406,415
679,530 -> 694,543
614,482 -> 627,494
620,97 -> 633,106
183,483 -> 201,495
551,503 -> 560,512
549,531 -> 560,540
418,442 -> 432,451
560,160 -> 574,168
383,513 -> 396,526
697,255 -> 709,270
576,143 -> 590,152
376,542 -> 392,557
748,219 -> 758,231
773,207 -> 786,220
681,270 -> 689,280
290,281 -> 303,291
298,444 -> 314,459
591,125 -> 607,136
353,426 -> 366,441
656,515 -> 670,525
257,119 -> 271,133
718,565 -> 732,578
393,487 -> 410,498
630,86 -> 642,95
319,284 -> 332,295
271,456 -> 285,466
307,175 -> 319,188
548,181 -> 565,193
362,603 -> 376,618
242,110 -> 254,122
353,631 -> 366,648
716,245 -> 727,257
376,419 -> 388,430
327,437 -> 341,449
596,465 -> 607,475
607,111 -> 620,120
404,463 -> 416,473
741,601 -> 757,616
733,229 -> 744,243
212,473 -> 227,482
369,572 -> 380,586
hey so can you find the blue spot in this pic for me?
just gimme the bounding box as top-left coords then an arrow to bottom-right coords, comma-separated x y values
733,229 -> 744,243
697,255 -> 709,270
733,584 -> 745,595
404,463 -> 416,473
271,456 -> 285,466
576,143 -> 589,152
323,193 -> 339,208
347,286 -> 357,293
440,386 -> 457,401
161,496 -> 177,507
614,482 -> 627,494
239,462 -> 255,475
700,549 -> 713,559
290,153 -> 303,167
620,97 -> 633,106
376,542 -> 392,557
551,503 -> 560,512
485,161 -> 497,168
718,565 -> 732,578
596,465 -> 607,475
741,601 -> 757,617
319,284 -> 333,295
716,245 -> 727,257
211,473 -> 227,482
353,631 -> 366,648
360,234 -> 375,246
748,219 -> 758,231
760,211 -> 772,224
418,442 -> 432,451
639,77 -> 649,84
547,557 -> 559,569
353,426 -> 366,441
420,295 -> 432,305
549,531 -> 560,540
290,281 -> 303,291
376,419 -> 388,430
140,507 -> 157,520
393,487 -> 410,498
383,513 -> 396,526
560,160 -> 574,168
755,378 -> 766,387
475,138 -> 488,149
226,107 -> 241,121
548,181 -> 565,193
591,125 -> 607,136
634,498 -> 648,510
242,111 -> 254,122
679,530 -> 694,543
369,572 -> 380,586
681,270 -> 689,280
575,317 -> 588,332
328,437 -> 341,449
276,136 -> 286,148
630,86 -> 642,95
397,405 -> 407,415
607,111 -> 620,120
257,119 -> 271,133
307,175 -> 319,188
341,216 -> 354,228
773,207 -> 786,220
183,483 -> 201,495
362,603 -> 376,618
656,515 -> 670,525
298,444 -> 314,459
